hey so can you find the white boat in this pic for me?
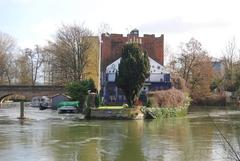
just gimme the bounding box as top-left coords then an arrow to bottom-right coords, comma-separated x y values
31,96 -> 51,110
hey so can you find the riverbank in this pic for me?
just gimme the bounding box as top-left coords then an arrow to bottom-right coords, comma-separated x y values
90,106 -> 144,120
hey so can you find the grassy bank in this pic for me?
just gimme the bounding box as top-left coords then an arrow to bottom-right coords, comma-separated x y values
143,106 -> 188,119
146,88 -> 191,118
98,106 -> 124,110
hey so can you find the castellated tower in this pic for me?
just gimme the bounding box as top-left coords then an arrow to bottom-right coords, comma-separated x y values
101,29 -> 164,72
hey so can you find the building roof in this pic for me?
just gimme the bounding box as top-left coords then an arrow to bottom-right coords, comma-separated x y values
51,93 -> 71,99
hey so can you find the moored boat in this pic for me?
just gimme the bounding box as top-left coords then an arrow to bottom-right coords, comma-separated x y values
58,106 -> 78,114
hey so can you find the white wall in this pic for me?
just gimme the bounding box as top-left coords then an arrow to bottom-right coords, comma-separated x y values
106,56 -> 169,82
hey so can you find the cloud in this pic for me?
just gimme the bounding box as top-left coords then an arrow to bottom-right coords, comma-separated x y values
8,0 -> 32,4
15,20 -> 58,48
31,20 -> 57,34
138,17 -> 229,34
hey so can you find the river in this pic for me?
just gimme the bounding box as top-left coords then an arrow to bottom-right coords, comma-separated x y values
0,105 -> 240,161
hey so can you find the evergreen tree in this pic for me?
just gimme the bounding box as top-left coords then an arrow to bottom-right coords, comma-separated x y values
116,43 -> 150,107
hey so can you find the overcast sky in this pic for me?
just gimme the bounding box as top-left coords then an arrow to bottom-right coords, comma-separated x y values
1,0 -> 240,58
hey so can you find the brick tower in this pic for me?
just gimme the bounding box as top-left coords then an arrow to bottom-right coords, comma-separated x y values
101,29 -> 164,72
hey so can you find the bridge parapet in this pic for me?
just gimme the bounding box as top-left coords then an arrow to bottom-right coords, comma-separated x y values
0,85 -> 66,101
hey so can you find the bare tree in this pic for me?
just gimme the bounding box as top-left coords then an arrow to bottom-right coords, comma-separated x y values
164,43 -> 178,72
0,31 -> 17,84
23,45 -> 44,85
45,24 -> 93,84
190,54 -> 213,98
178,38 -> 201,83
4,53 -> 18,84
14,45 -> 45,85
176,38 -> 213,99
222,38 -> 240,91
222,38 -> 238,72
15,54 -> 31,85
42,45 -> 54,84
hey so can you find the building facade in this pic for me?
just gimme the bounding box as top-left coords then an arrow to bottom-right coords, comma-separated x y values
103,57 -> 171,105
212,59 -> 225,79
101,29 -> 164,71
101,29 -> 171,105
84,36 -> 101,90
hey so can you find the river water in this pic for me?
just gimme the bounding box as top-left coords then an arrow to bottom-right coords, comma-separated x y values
0,105 -> 240,161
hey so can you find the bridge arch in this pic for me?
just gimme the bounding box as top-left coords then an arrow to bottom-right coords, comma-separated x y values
0,93 -> 28,103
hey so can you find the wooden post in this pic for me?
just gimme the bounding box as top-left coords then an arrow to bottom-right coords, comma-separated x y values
19,101 -> 25,119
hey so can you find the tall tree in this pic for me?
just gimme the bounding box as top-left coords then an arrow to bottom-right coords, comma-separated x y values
0,31 -> 16,84
190,54 -> 213,99
222,38 -> 240,91
178,38 -> 205,83
23,45 -> 44,85
45,24 -> 93,84
4,53 -> 18,84
42,46 -> 54,84
116,43 -> 150,107
15,54 -> 31,85
177,38 -> 213,99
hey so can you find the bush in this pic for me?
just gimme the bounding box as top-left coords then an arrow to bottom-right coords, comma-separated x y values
171,73 -> 189,92
145,88 -> 190,118
144,107 -> 188,119
192,94 -> 226,106
65,79 -> 97,108
95,95 -> 100,107
147,88 -> 190,108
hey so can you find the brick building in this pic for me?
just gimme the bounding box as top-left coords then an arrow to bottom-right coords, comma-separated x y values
101,29 -> 171,105
101,29 -> 164,71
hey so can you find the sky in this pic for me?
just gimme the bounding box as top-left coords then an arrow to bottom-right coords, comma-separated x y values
1,0 -> 240,59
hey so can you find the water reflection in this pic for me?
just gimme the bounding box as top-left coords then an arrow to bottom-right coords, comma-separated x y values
115,120 -> 145,161
0,107 -> 240,161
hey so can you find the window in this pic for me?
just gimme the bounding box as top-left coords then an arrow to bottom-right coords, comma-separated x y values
118,95 -> 123,101
109,95 -> 116,102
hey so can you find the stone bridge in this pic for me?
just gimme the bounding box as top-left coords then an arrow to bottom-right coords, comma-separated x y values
0,85 -> 65,101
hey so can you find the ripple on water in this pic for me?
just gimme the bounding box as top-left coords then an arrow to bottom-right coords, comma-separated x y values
0,116 -> 24,126
65,137 -> 107,146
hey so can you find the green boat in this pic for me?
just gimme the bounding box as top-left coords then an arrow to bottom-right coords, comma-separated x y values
57,101 -> 79,108
58,106 -> 78,114
57,101 -> 79,114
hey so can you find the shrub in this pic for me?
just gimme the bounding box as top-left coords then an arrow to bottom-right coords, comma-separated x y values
171,73 -> 189,93
148,88 -> 189,108
95,95 -> 100,107
192,94 -> 226,106
144,88 -> 190,118
65,79 -> 97,108
144,107 -> 188,119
